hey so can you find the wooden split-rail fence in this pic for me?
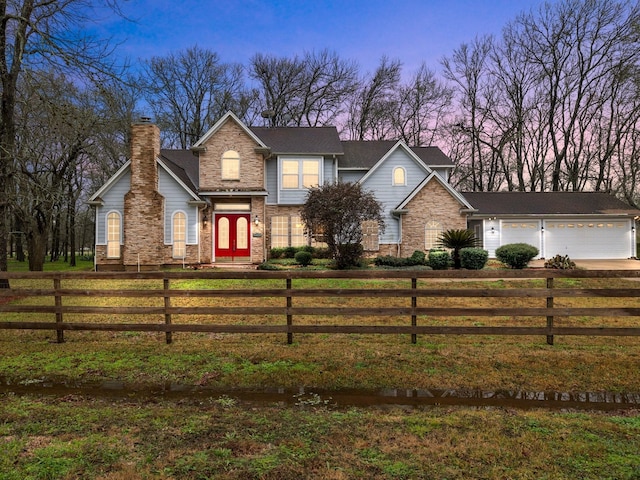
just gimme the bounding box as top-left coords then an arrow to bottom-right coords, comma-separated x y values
1,269 -> 640,346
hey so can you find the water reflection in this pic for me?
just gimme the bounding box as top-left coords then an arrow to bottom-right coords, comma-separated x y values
1,378 -> 638,411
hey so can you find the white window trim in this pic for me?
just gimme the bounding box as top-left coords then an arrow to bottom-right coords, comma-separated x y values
105,210 -> 122,258
172,210 -> 187,258
279,156 -> 322,190
392,166 -> 407,186
221,150 -> 241,180
425,220 -> 442,250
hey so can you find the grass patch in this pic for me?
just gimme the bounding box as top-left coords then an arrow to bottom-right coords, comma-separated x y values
2,394 -> 640,479
2,274 -> 640,478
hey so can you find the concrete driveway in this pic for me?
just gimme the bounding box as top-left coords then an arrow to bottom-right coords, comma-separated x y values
529,258 -> 640,270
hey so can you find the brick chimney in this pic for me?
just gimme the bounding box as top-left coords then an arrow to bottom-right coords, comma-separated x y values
123,118 -> 164,269
129,118 -> 160,192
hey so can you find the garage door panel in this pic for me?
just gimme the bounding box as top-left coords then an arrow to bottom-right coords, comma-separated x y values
501,221 -> 541,257
544,220 -> 630,259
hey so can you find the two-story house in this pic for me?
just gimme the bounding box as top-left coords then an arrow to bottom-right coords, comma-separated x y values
89,111 -> 638,270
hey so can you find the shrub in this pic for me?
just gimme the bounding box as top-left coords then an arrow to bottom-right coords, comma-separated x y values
544,254 -> 577,269
495,243 -> 539,269
257,262 -> 280,270
269,247 -> 286,259
335,243 -> 364,269
428,249 -> 451,270
460,247 -> 488,270
283,246 -> 297,258
437,229 -> 478,269
409,250 -> 427,265
294,251 -> 313,267
374,255 -> 410,267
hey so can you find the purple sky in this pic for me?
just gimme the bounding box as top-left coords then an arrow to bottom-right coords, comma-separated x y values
100,0 -> 549,75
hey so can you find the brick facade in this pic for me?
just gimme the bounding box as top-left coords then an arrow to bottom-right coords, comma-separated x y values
398,178 -> 467,257
198,120 -> 264,191
123,122 -> 164,269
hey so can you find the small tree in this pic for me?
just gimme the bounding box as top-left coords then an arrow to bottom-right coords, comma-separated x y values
437,229 -> 478,269
300,182 -> 384,269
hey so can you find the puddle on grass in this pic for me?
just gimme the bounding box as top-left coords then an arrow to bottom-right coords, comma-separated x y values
1,377 -> 639,411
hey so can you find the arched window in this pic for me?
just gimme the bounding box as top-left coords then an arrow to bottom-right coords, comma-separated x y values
106,211 -> 121,259
425,221 -> 442,250
173,211 -> 187,258
221,150 -> 240,180
393,166 -> 406,186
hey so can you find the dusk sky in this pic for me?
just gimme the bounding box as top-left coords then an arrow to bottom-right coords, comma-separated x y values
99,0 -> 551,75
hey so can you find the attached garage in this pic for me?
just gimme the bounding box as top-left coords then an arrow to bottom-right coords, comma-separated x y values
463,192 -> 639,260
543,219 -> 631,259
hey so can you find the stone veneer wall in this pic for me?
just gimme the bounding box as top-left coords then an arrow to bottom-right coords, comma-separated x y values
398,179 -> 467,258
198,120 -> 264,191
123,122 -> 164,269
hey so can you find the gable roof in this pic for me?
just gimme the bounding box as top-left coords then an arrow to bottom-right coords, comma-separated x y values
88,160 -> 131,203
463,192 -> 640,216
357,140 -> 433,185
249,126 -> 343,155
160,149 -> 199,191
340,141 -> 454,169
398,172 -> 474,211
193,111 -> 267,150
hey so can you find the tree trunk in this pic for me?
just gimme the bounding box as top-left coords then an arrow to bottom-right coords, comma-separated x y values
27,230 -> 47,271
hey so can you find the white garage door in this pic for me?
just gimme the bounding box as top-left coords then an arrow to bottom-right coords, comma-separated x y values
500,220 -> 541,258
544,219 -> 631,259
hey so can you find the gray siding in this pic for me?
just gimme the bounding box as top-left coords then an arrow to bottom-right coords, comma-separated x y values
277,155 -> 323,205
323,157 -> 336,184
360,149 -> 431,244
159,167 -> 198,244
96,171 -> 130,244
338,170 -> 365,183
265,159 -> 278,204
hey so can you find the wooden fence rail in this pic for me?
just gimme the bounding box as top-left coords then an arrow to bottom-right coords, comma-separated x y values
1,269 -> 639,346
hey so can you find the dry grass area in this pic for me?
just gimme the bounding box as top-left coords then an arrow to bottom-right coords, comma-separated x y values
1,276 -> 640,478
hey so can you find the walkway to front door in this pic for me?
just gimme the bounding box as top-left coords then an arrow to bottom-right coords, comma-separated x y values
215,213 -> 250,262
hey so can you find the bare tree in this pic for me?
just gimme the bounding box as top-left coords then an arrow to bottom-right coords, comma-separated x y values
0,0 -> 124,281
514,0 -> 640,191
345,56 -> 401,141
250,49 -> 358,127
142,46 -> 252,148
392,63 -> 453,146
13,70 -> 99,270
442,36 -> 499,191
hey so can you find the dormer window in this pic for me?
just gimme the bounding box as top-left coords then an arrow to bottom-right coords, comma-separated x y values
393,166 -> 406,186
221,150 -> 240,180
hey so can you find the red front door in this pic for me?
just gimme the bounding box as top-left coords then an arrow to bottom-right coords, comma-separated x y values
215,214 -> 250,260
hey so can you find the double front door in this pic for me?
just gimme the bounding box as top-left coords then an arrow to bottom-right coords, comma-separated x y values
215,214 -> 250,260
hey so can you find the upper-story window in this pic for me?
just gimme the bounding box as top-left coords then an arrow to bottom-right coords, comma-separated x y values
393,166 -> 406,186
221,150 -> 240,180
282,158 -> 320,189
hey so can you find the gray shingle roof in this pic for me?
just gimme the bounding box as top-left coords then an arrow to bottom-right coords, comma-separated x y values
463,191 -> 639,216
340,141 -> 454,169
249,126 -> 343,155
160,149 -> 199,191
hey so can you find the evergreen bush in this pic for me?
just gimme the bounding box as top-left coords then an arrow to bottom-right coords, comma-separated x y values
495,243 -> 539,269
294,251 -> 313,266
428,249 -> 451,270
460,247 -> 489,270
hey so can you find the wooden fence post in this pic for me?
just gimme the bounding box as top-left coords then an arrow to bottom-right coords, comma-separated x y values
286,278 -> 293,344
411,277 -> 417,344
164,278 -> 172,344
546,276 -> 554,345
54,276 -> 64,343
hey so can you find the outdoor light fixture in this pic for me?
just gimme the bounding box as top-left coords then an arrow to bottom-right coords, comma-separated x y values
202,214 -> 207,226
254,215 -> 259,226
